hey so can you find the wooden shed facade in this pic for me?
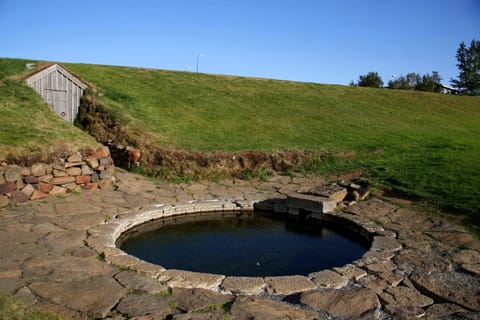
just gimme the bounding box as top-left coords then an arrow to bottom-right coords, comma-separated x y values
25,64 -> 88,124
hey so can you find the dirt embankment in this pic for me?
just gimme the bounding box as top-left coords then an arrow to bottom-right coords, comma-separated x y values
75,91 -> 328,180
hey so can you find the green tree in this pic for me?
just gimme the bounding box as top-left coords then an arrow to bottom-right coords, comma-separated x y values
357,71 -> 384,88
416,71 -> 442,93
451,39 -> 480,95
388,73 -> 420,90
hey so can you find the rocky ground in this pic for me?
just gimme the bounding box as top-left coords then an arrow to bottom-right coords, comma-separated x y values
0,169 -> 479,319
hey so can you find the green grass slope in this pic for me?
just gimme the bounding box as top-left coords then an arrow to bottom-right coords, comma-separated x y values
67,62 -> 480,227
0,58 -> 99,159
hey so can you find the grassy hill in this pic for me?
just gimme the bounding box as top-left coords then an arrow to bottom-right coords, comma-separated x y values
0,58 -> 99,159
1,58 -> 479,228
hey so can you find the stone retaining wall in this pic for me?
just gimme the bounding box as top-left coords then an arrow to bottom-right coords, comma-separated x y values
0,146 -> 115,206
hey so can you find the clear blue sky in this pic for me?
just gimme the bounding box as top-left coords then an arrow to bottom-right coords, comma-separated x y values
1,0 -> 479,85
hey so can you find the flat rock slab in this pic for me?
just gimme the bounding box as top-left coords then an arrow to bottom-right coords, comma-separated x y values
411,271 -> 480,311
286,192 -> 337,213
29,277 -> 127,318
159,270 -> 225,290
173,309 -> 226,320
265,275 -> 317,295
115,294 -> 171,318
379,285 -> 434,307
171,288 -> 234,313
343,198 -> 397,218
394,249 -> 452,274
309,270 -> 349,289
220,276 -> 265,295
370,236 -> 403,253
231,296 -> 318,320
115,271 -> 168,294
300,287 -> 380,319
21,255 -> 116,282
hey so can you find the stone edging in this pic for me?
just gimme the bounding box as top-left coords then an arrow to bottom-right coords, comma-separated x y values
0,146 -> 115,206
86,197 -> 402,296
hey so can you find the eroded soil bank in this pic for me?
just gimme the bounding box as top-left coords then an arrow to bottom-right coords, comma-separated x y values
75,91 -> 330,179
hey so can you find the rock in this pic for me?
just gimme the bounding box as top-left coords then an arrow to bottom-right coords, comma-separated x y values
171,288 -> 233,313
364,260 -> 397,274
30,189 -> 50,200
21,255 -> 115,282
66,167 -> 82,176
99,170 -> 112,180
158,270 -> 225,290
81,164 -> 93,175
0,181 -> 16,195
384,305 -> 426,319
86,158 -> 99,169
4,166 -> 22,182
265,275 -> 317,295
427,231 -> 478,249
49,186 -> 67,196
98,179 -> 113,190
23,176 -> 39,184
114,271 -> 168,294
220,276 -> 265,295
451,249 -> 480,265
15,286 -> 38,304
351,186 -> 371,201
37,181 -> 53,193
91,146 -> 110,159
309,270 -> 349,289
343,198 -> 397,219
50,176 -> 76,185
231,296 -> 318,320
370,236 -> 402,253
412,271 -> 480,311
30,163 -> 45,177
53,169 -> 68,177
286,192 -> 337,214
173,310 -> 226,320
379,286 -> 434,307
333,264 -> 368,281
76,175 -> 91,184
84,182 -> 98,190
0,194 -> 9,207
425,303 -> 472,319
115,294 -> 171,318
300,287 -> 380,319
38,174 -> 53,183
394,249 -> 452,274
67,153 -> 83,163
11,190 -> 29,203
30,277 -> 126,318
0,173 -> 4,184
308,184 -> 348,202
462,263 -> 480,275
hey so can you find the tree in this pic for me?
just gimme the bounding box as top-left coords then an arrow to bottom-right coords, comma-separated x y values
387,72 -> 442,92
451,39 -> 480,95
388,73 -> 420,90
356,72 -> 384,88
416,71 -> 442,93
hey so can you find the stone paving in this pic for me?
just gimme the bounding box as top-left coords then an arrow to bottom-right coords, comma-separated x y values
0,169 -> 479,319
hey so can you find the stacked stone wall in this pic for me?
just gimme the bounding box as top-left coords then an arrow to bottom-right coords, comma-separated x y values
0,146 -> 115,207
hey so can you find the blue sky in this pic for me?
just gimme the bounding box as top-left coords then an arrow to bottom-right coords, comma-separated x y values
1,0 -> 479,85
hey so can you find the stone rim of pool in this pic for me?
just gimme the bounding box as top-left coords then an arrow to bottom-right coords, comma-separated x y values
86,196 -> 399,295
116,210 -> 370,277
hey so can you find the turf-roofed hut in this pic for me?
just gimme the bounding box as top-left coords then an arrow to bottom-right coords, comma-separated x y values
25,64 -> 88,124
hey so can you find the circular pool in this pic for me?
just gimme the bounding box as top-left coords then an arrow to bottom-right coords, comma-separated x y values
118,211 -> 369,277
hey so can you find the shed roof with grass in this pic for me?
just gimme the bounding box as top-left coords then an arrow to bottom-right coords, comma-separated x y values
25,64 -> 88,124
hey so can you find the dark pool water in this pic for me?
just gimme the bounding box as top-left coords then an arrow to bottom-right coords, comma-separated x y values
119,212 -> 369,277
